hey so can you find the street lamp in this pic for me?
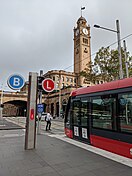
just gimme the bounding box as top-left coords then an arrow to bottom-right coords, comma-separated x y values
0,89 -> 3,119
94,20 -> 123,79
59,71 -> 62,118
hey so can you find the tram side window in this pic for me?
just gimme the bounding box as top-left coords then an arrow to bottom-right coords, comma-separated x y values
118,92 -> 132,133
91,95 -> 116,130
81,99 -> 88,126
72,100 -> 80,125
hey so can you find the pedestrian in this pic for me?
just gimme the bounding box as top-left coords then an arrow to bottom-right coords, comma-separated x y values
45,112 -> 52,131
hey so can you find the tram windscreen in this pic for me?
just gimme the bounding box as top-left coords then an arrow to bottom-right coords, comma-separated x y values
65,97 -> 71,124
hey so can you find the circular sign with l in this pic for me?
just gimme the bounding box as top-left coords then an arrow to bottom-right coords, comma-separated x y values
42,78 -> 55,92
7,74 -> 25,90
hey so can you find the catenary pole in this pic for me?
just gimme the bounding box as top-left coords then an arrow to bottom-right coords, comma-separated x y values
116,20 -> 123,79
123,40 -> 129,78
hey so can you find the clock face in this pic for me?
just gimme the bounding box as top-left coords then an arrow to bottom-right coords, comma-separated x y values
76,29 -> 79,36
83,28 -> 88,35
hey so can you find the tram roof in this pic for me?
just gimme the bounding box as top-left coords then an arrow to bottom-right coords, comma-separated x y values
71,77 -> 132,97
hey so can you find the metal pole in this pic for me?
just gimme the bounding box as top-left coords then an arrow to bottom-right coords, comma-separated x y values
116,20 -> 123,79
59,71 -> 61,118
0,89 -> 3,119
37,70 -> 43,134
123,40 -> 129,78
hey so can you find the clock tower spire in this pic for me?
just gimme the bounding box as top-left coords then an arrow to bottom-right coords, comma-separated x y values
74,16 -> 91,87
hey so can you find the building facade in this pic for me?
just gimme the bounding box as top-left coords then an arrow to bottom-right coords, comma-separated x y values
43,70 -> 77,90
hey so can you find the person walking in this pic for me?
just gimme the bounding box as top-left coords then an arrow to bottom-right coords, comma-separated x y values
45,112 -> 52,131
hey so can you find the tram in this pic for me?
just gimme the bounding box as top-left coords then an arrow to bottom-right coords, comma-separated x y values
64,77 -> 132,158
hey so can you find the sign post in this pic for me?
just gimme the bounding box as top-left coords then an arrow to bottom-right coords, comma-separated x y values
25,72 -> 38,150
37,103 -> 44,134
37,70 -> 43,134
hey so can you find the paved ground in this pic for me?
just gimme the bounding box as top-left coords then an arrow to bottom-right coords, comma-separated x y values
0,117 -> 24,130
0,128 -> 132,176
0,116 -> 64,131
0,117 -> 132,176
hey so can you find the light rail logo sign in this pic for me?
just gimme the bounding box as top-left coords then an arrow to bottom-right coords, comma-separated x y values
7,74 -> 25,90
42,78 -> 55,92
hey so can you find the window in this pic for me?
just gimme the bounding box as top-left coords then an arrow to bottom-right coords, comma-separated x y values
76,39 -> 80,45
72,100 -> 80,125
84,79 -> 90,84
91,95 -> 117,130
76,49 -> 79,54
62,76 -> 64,81
56,83 -> 59,89
96,80 -> 99,84
53,76 -> 55,81
66,77 -> 69,82
80,99 -> 88,126
83,38 -> 88,44
69,78 -> 73,82
118,92 -> 132,133
56,76 -> 59,81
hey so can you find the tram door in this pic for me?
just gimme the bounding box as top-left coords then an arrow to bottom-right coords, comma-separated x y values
72,98 -> 90,142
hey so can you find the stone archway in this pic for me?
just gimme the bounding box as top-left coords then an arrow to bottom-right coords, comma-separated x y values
3,100 -> 27,117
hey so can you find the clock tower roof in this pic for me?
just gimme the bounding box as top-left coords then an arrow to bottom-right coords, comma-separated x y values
78,16 -> 86,21
77,16 -> 87,26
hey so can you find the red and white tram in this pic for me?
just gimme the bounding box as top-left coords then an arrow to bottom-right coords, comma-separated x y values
65,77 -> 132,158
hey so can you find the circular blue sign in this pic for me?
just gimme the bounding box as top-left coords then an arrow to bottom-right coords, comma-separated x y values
7,74 -> 25,90
119,98 -> 128,106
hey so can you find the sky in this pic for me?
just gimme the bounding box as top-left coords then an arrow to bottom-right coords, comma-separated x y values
0,0 -> 132,90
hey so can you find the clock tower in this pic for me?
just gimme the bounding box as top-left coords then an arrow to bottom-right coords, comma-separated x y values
74,16 -> 91,86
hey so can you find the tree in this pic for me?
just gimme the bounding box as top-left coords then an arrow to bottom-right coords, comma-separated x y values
80,47 -> 132,84
80,61 -> 98,84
